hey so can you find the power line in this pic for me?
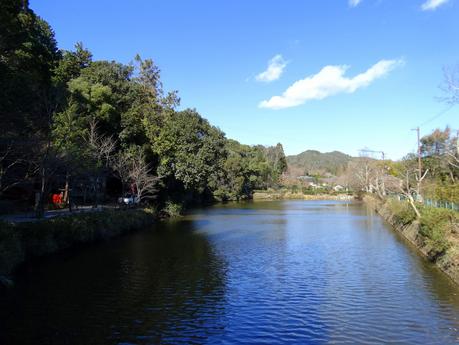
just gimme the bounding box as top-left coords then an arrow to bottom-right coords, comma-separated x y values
419,105 -> 454,128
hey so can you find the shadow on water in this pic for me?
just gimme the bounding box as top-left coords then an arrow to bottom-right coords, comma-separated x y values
0,220 -> 227,345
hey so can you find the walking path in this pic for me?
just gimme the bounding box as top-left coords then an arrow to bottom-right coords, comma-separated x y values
0,205 -> 115,223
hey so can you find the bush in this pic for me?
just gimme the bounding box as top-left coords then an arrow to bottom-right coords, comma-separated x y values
386,199 -> 417,226
419,207 -> 457,258
423,181 -> 459,204
162,201 -> 183,218
302,186 -> 322,195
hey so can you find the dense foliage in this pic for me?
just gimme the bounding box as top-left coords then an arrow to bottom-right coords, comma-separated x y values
0,1 -> 287,215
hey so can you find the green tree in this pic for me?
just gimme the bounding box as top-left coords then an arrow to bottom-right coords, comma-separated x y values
0,0 -> 62,217
0,0 -> 60,136
149,109 -> 227,199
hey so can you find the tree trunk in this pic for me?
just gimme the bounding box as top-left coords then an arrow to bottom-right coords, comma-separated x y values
63,172 -> 69,204
34,166 -> 46,218
408,195 -> 421,219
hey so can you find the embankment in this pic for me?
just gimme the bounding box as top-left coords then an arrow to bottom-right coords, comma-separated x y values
364,195 -> 459,285
0,208 -> 156,280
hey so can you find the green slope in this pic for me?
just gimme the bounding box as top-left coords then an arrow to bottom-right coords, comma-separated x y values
286,150 -> 353,176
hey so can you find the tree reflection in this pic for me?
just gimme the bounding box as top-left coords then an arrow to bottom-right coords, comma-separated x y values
0,220 -> 227,345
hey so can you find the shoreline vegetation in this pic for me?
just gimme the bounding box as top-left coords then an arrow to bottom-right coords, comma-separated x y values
0,208 -> 156,284
253,191 -> 354,201
363,195 -> 459,285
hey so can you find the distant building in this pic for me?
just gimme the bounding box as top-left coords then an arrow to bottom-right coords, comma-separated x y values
333,185 -> 345,192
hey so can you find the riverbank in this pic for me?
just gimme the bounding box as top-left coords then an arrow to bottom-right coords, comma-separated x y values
0,208 -> 156,281
364,195 -> 459,285
253,191 -> 354,201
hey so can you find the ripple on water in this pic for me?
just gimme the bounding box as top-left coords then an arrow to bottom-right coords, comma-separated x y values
1,201 -> 459,344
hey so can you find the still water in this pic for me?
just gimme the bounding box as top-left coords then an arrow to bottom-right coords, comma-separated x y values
1,200 -> 459,344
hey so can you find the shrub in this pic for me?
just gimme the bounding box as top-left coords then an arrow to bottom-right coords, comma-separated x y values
302,187 -> 318,195
386,199 -> 417,226
423,181 -> 459,204
162,201 -> 183,218
419,207 -> 457,259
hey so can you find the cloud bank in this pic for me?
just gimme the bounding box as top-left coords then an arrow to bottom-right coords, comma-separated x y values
259,59 -> 403,109
256,55 -> 288,82
421,0 -> 449,10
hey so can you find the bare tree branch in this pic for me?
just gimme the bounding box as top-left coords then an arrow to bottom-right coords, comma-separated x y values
0,144 -> 25,194
87,119 -> 117,166
441,64 -> 459,105
127,149 -> 159,202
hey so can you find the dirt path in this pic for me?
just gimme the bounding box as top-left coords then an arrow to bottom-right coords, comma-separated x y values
0,205 -> 116,223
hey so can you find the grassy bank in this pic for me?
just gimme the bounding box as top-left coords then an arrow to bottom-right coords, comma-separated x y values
364,195 -> 459,284
0,208 -> 156,277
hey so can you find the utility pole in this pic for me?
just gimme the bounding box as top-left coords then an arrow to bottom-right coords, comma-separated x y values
411,127 -> 422,178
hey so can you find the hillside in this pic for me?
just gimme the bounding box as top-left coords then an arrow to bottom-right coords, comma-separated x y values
286,150 -> 353,176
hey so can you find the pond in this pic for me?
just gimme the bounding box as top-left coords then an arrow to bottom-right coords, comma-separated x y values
1,200 -> 459,344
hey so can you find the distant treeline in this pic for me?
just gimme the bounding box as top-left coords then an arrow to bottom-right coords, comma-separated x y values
0,1 -> 287,215
287,150 -> 352,176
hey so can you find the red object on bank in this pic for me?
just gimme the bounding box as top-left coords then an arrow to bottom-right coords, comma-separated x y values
52,193 -> 63,205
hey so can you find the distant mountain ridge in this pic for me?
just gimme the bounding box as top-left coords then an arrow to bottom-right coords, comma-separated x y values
286,150 -> 353,176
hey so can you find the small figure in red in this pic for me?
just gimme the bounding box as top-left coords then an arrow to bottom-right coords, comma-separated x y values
52,192 -> 63,207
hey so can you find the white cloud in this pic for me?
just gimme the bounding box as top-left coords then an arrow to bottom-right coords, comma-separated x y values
421,0 -> 449,10
259,59 -> 404,110
349,0 -> 362,7
256,54 -> 288,82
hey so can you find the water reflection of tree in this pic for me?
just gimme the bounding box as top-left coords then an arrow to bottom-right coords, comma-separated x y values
0,220 -> 227,345
113,219 -> 228,344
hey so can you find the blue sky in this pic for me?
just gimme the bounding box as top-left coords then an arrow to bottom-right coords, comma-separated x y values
31,0 -> 459,159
